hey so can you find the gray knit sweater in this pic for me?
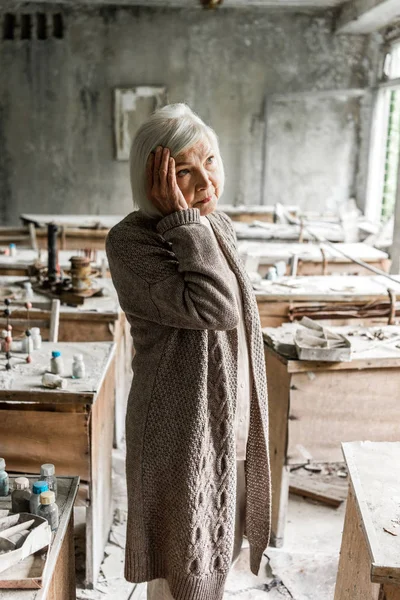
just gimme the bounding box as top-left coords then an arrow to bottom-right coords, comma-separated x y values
106,208 -> 271,600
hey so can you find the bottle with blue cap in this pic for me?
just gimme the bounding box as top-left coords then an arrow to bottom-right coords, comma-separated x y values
30,480 -> 49,515
9,243 -> 16,257
50,350 -> 64,376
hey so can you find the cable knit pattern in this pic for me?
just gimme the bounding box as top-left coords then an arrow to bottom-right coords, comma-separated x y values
106,208 -> 270,600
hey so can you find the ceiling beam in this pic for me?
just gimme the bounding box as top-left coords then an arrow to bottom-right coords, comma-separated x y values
336,0 -> 400,34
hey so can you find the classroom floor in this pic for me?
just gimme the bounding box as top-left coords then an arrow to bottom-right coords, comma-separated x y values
75,449 -> 346,600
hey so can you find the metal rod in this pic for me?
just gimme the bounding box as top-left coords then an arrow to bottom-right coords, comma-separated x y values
47,223 -> 58,282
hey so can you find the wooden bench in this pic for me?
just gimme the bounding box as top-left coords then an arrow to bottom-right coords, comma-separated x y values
0,276 -> 132,448
238,241 -> 390,277
255,275 -> 400,328
335,442 -> 400,600
263,324 -> 400,547
0,475 -> 79,600
0,342 -> 116,588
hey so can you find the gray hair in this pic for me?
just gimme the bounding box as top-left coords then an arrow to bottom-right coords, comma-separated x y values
129,103 -> 224,217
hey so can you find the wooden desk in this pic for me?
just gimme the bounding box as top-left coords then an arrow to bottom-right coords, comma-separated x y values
255,275 -> 400,328
334,442 -> 400,600
0,475 -> 79,600
0,342 -> 116,588
0,251 -> 109,278
0,276 -> 132,448
20,215 -> 125,252
238,242 -> 389,276
234,220 -> 345,242
220,204 -> 299,224
263,324 -> 400,547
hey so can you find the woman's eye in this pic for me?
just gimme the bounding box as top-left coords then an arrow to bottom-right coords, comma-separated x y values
206,156 -> 215,164
177,169 -> 189,177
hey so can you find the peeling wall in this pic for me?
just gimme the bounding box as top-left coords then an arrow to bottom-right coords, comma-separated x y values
0,5 -> 379,223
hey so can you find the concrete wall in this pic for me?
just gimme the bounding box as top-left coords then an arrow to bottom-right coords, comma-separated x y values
0,5 -> 379,224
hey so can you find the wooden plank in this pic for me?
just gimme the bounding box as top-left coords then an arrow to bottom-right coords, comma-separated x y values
334,485 -> 381,600
86,358 -> 116,587
342,442 -> 400,586
265,349 -> 291,547
286,356 -> 400,373
45,516 -> 75,600
289,472 -> 347,507
20,214 -> 124,230
288,370 -> 400,463
382,585 -> 400,600
0,408 -> 90,481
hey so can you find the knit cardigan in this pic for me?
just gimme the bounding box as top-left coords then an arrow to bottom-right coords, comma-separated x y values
106,208 -> 271,600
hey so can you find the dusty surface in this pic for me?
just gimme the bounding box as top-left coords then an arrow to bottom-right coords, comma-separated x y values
0,341 -> 115,394
74,448 -> 345,599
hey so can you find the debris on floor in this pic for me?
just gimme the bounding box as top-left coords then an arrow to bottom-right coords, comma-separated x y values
74,449 -> 346,599
289,462 -> 348,507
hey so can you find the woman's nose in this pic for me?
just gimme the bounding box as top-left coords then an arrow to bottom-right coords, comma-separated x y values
196,169 -> 210,190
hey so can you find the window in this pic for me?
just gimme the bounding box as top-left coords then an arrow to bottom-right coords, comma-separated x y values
1,12 -> 64,41
366,41 -> 400,223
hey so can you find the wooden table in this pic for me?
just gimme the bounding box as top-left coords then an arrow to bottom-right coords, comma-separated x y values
234,220 -> 345,242
334,442 -> 400,600
20,215 -> 125,251
0,250 -> 109,278
255,275 -> 400,328
263,324 -> 400,547
0,276 -> 132,449
0,342 -> 116,588
220,204 -> 299,223
238,241 -> 390,276
0,475 -> 79,600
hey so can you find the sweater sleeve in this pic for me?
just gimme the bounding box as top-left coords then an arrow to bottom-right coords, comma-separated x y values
106,208 -> 239,331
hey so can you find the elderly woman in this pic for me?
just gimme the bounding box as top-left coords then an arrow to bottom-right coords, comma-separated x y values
106,103 -> 270,600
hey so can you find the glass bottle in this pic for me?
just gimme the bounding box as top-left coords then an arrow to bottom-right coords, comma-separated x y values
38,463 -> 57,498
29,481 -> 49,515
50,350 -> 64,375
31,327 -> 42,350
38,491 -> 59,531
0,458 -> 9,497
72,354 -> 85,379
11,477 -> 31,513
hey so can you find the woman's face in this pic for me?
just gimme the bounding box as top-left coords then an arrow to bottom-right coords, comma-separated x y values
173,138 -> 223,217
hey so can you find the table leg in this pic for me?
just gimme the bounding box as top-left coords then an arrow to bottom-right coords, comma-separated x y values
265,348 -> 291,547
334,486 -> 380,600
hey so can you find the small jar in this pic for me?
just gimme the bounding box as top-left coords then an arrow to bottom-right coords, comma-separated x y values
11,477 -> 32,513
31,327 -> 42,350
38,491 -> 59,531
0,458 -> 9,497
9,243 -> 16,257
38,463 -> 57,498
72,354 -> 85,379
50,351 -> 64,376
10,340 -> 23,352
29,481 -> 49,515
23,281 -> 34,301
22,334 -> 33,354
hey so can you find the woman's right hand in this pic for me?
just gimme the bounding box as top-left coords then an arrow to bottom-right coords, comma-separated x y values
146,146 -> 188,216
